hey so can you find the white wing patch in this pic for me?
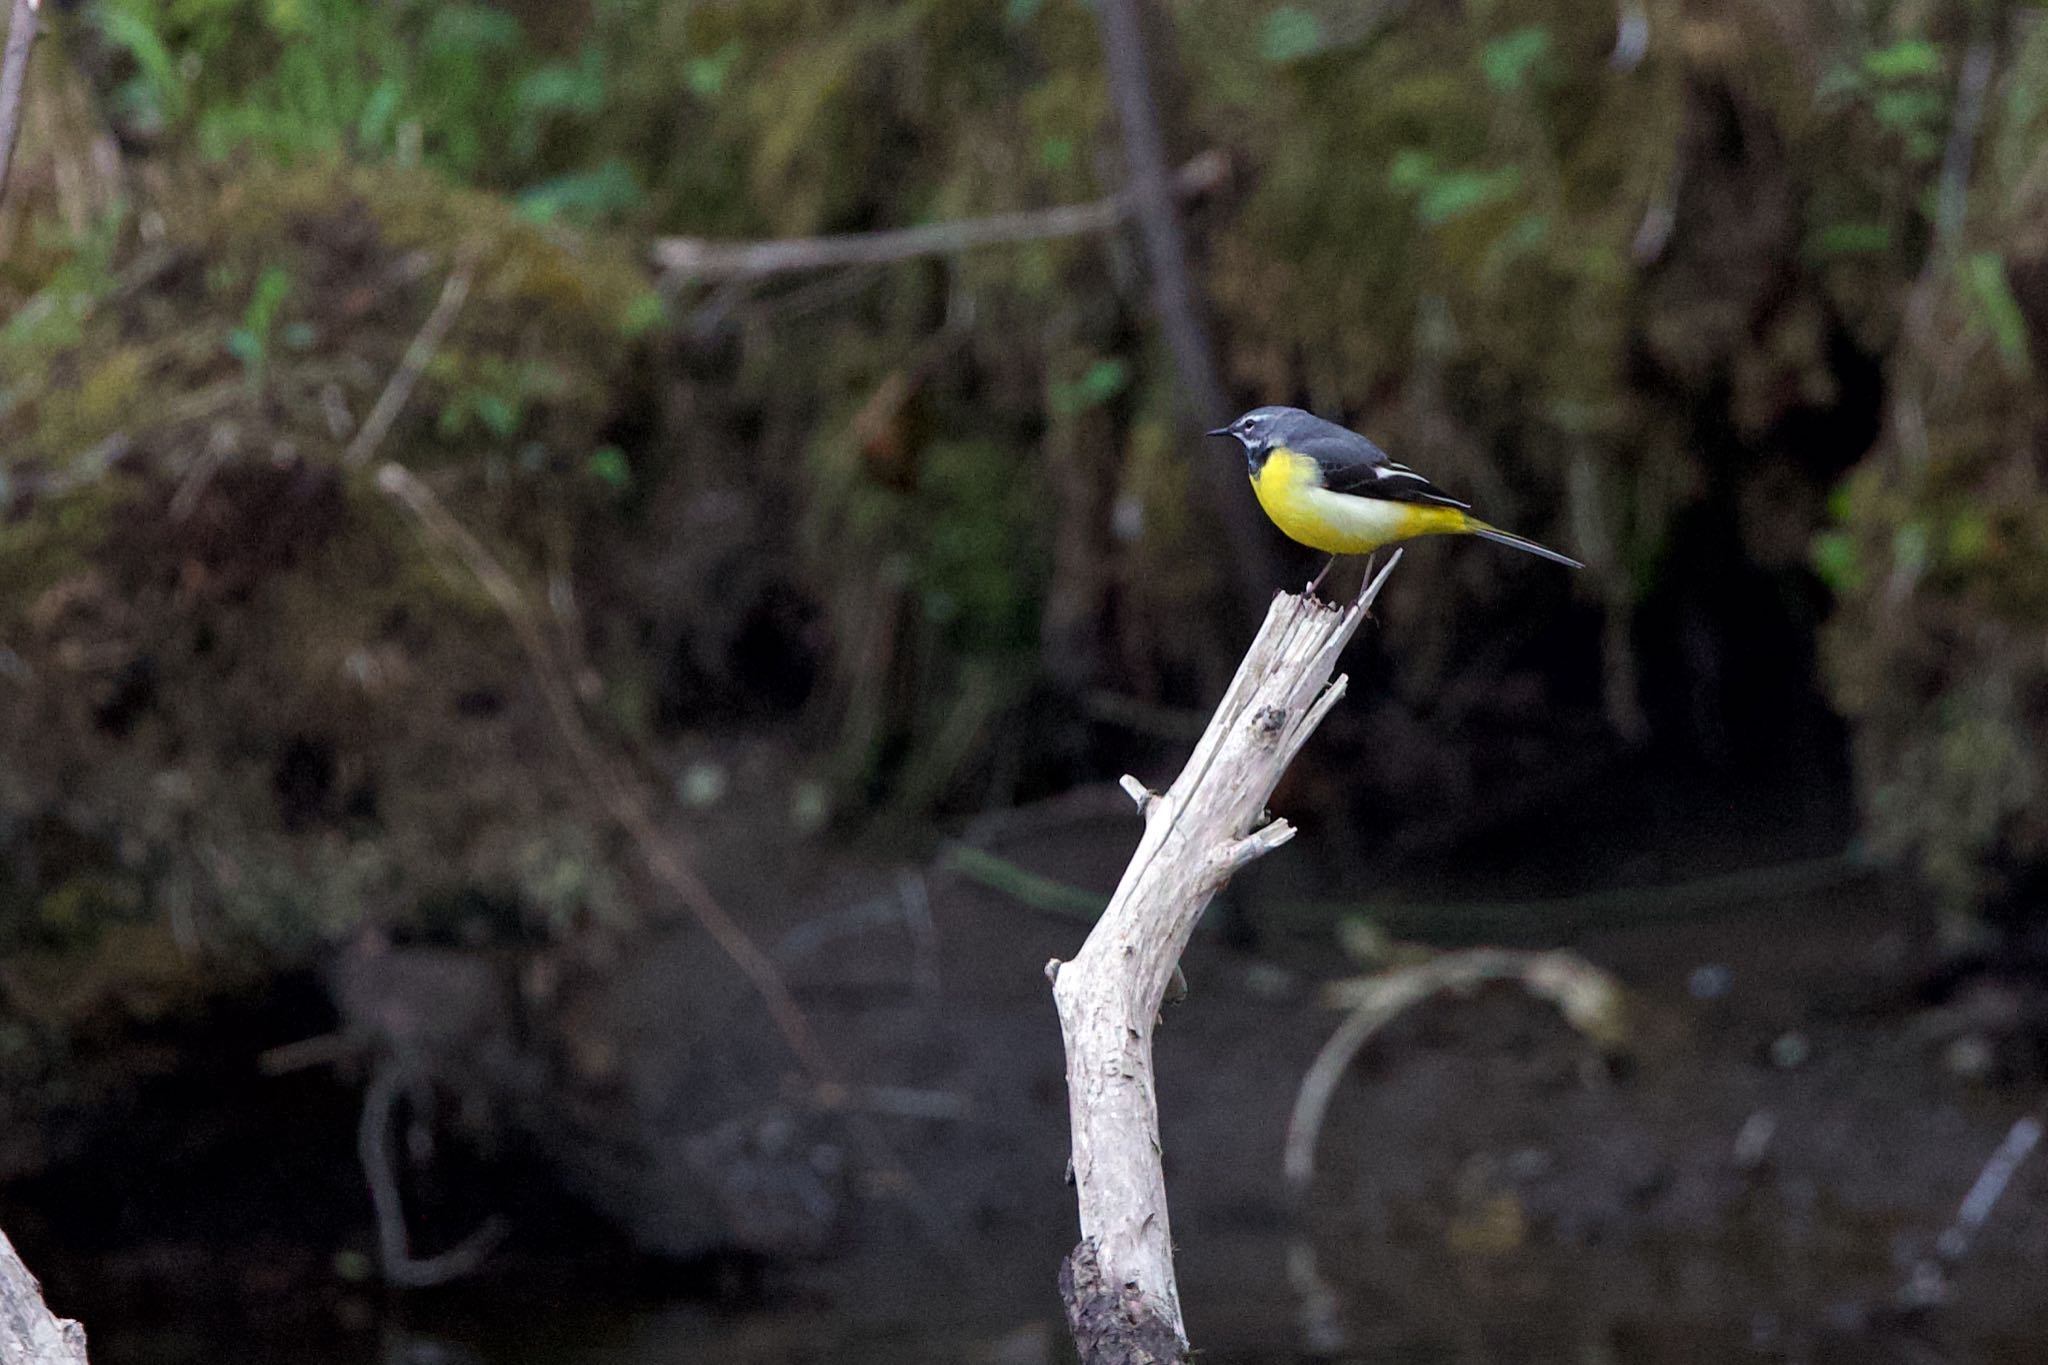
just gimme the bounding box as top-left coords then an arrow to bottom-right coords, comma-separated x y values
1367,461 -> 1470,508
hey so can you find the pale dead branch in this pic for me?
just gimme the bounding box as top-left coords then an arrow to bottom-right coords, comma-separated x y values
1900,1108 -> 2044,1309
358,1060 -> 509,1287
652,152 -> 1227,281
1279,946 -> 1626,1356
1891,37 -> 1996,477
1046,552 -> 1401,1364
0,1227 -> 86,1365
1283,947 -> 1627,1194
345,258 -> 475,467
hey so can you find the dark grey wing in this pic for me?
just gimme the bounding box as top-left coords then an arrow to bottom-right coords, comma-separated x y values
1290,429 -> 1470,508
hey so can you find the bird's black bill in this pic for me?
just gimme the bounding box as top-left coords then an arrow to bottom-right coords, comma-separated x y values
1205,427 -> 1231,438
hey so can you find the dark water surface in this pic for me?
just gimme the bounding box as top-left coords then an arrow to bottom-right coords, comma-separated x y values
20,766 -> 2048,1365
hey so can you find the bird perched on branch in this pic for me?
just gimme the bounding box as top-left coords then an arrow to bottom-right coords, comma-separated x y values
1208,406 -> 1582,593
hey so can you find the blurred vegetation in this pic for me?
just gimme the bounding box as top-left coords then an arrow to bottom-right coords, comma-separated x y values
1819,14 -> 2048,941
1,0 -> 2046,986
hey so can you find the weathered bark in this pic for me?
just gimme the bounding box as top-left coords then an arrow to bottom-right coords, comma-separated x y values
1,1229 -> 87,1365
1047,556 -> 1400,1361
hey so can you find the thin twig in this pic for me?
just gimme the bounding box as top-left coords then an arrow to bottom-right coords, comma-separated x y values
1893,37 -> 1997,475
0,0 -> 41,215
358,1060 -> 509,1287
373,463 -> 834,1079
772,870 -> 940,1001
652,152 -> 1228,280
1900,1109 -> 2044,1309
345,260 -> 475,467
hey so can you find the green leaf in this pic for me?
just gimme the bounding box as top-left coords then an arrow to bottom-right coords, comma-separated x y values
1944,512 -> 1991,565
97,4 -> 187,128
233,265 -> 292,372
1826,482 -> 1856,523
684,40 -> 743,98
1811,530 -> 1863,593
474,393 -> 520,437
424,5 -> 522,55
1049,357 -> 1131,416
1261,8 -> 1324,64
517,159 -> 645,224
1872,88 -> 1944,134
1417,168 -> 1521,225
355,77 -> 403,153
1076,358 -> 1129,403
516,48 -> 607,120
588,446 -> 632,490
1864,40 -> 1943,82
619,290 -> 667,340
1480,26 -> 1551,93
1386,148 -> 1436,192
1809,222 -> 1892,257
1960,250 -> 2032,373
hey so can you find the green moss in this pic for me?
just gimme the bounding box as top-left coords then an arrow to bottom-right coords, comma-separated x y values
0,157 -> 656,963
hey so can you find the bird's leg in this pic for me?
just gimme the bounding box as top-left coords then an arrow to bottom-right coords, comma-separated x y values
1360,552 -> 1379,616
1307,555 -> 1338,597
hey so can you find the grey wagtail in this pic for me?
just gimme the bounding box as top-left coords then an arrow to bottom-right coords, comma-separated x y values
1208,405 -> 1582,591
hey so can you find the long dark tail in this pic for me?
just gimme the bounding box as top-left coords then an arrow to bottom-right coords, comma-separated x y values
1469,522 -> 1584,569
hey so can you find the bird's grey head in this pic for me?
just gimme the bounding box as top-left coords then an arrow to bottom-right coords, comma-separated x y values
1207,405 -> 1313,465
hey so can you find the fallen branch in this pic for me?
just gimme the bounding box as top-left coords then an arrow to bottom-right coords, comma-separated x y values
0,0 -> 41,214
653,151 -> 1228,280
1279,947 -> 1626,1355
1047,553 -> 1401,1363
1283,948 -> 1627,1195
358,1059 -> 509,1287
0,1228 -> 86,1365
1900,1108 -> 2044,1310
345,258 -> 474,468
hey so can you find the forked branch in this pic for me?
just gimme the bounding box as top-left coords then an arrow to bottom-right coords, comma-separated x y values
1047,554 -> 1401,1363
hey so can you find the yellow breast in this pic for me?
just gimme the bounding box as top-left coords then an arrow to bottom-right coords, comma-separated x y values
1249,449 -> 1465,555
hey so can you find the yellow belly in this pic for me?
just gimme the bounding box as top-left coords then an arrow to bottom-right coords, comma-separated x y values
1249,450 -> 1466,554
